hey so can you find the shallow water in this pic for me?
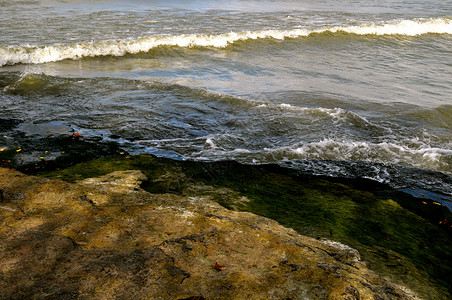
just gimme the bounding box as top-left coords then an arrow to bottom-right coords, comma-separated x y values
1,0 -> 451,202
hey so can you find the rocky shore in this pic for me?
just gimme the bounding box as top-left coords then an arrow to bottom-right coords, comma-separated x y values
1,155 -> 451,299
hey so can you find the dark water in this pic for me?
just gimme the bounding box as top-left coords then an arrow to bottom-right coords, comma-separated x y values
0,0 -> 451,206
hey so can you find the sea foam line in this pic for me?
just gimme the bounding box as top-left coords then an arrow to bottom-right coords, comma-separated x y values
270,138 -> 452,172
1,18 -> 451,66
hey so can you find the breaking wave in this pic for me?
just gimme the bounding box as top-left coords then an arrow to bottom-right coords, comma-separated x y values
262,138 -> 452,173
259,103 -> 392,134
1,18 -> 450,66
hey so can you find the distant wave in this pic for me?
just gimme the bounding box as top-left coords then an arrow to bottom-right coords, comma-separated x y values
0,18 -> 451,66
323,17 -> 452,36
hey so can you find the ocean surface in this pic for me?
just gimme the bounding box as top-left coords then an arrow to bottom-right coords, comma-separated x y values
1,0 -> 451,206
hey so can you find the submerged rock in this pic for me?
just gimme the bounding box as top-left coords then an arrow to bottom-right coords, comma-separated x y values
0,167 -> 423,299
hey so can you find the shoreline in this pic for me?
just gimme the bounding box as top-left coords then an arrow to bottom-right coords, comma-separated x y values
1,123 -> 451,206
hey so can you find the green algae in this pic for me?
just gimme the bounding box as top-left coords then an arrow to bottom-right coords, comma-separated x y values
37,154 -> 452,298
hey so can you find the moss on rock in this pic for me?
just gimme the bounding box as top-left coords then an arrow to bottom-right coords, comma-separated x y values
36,155 -> 452,298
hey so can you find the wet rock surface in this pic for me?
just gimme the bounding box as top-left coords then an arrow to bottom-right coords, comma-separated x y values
0,166 -> 427,299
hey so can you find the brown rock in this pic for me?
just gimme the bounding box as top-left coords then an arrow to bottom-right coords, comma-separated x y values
0,168 -> 421,299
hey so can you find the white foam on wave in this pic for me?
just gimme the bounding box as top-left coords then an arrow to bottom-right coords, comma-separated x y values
275,103 -> 347,120
205,138 -> 217,149
268,138 -> 452,172
1,18 -> 450,66
260,103 -> 392,133
327,18 -> 452,36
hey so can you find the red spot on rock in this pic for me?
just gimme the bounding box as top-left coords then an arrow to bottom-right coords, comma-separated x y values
214,262 -> 225,271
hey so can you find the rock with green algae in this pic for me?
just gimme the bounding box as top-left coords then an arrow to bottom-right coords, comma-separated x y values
29,155 -> 452,299
0,167 -> 425,299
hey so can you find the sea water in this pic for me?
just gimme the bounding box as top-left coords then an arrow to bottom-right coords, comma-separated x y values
0,0 -> 451,203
